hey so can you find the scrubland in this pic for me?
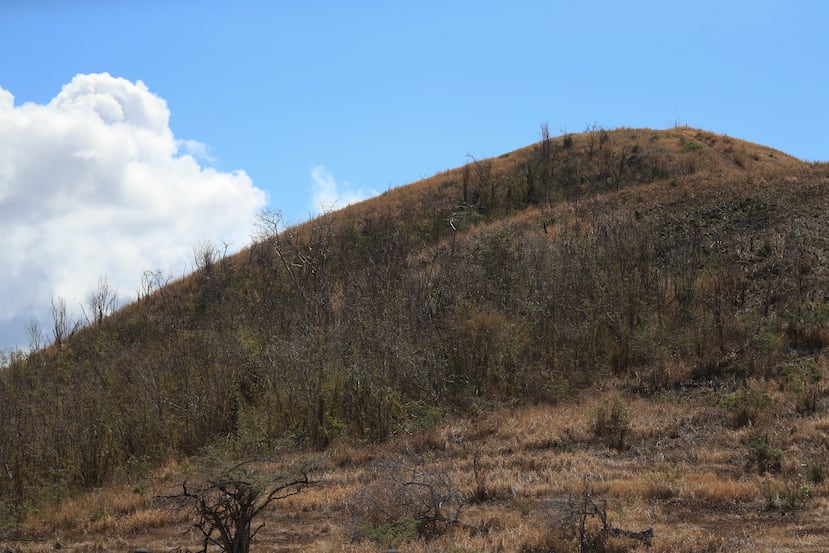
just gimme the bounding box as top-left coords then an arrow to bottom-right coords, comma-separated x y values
2,126 -> 829,552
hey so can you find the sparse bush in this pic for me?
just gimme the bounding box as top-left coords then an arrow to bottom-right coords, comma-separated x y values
358,515 -> 417,549
593,396 -> 631,451
346,459 -> 466,544
747,433 -> 782,475
679,138 -> 703,152
804,461 -> 825,484
726,388 -> 772,428
519,535 -> 569,553
765,479 -> 810,512
467,452 -> 498,504
538,482 -> 652,553
785,303 -> 829,353
795,386 -> 821,416
779,356 -> 822,415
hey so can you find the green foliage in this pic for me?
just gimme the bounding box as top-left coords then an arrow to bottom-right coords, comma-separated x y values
726,388 -> 772,428
444,302 -> 530,402
402,400 -> 446,433
804,461 -> 825,484
786,305 -> 827,352
779,355 -> 822,415
359,516 -> 417,548
680,138 -> 703,152
747,433 -> 782,474
752,324 -> 785,354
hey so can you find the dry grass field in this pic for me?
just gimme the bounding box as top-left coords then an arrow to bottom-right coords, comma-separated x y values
6,364 -> 829,553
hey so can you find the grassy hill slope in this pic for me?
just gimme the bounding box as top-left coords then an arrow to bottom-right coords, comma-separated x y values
2,126 -> 829,551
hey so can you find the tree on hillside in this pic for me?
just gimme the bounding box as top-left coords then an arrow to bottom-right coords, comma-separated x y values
50,296 -> 79,348
81,275 -> 119,326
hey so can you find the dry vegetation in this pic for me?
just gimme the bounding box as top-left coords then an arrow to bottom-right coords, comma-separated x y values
2,126 -> 829,551
5,381 -> 829,552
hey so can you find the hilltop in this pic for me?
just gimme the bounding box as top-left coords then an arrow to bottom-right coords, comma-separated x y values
2,126 -> 829,552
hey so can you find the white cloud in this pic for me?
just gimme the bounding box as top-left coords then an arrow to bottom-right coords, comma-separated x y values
0,73 -> 267,350
176,138 -> 214,163
309,165 -> 377,215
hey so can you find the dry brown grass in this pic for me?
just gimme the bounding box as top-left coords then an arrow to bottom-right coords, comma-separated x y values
6,378 -> 829,553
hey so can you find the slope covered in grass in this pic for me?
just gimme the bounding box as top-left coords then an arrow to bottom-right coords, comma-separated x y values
1,127 -> 828,551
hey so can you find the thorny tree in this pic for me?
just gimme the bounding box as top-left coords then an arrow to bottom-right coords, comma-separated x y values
166,461 -> 312,553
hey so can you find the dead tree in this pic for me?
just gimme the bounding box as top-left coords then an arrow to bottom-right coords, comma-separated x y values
546,482 -> 653,552
164,462 -> 312,553
50,296 -> 80,349
82,275 -> 119,326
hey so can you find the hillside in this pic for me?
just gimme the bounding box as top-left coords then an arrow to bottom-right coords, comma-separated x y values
2,126 -> 829,552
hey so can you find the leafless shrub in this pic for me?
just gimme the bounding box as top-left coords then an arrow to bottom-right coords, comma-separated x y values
347,458 -> 466,545
50,296 -> 80,348
138,268 -> 172,302
539,482 -> 652,553
81,275 -> 119,326
25,319 -> 44,351
192,240 -> 221,275
162,461 -> 312,553
468,452 -> 497,503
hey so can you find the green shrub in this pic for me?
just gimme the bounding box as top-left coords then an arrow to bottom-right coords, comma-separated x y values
680,138 -> 703,152
359,516 -> 417,548
779,356 -> 822,415
726,388 -> 771,428
747,433 -> 782,474
804,460 -> 825,484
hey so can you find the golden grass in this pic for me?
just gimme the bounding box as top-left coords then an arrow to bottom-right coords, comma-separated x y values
29,485 -> 149,534
7,379 -> 829,553
682,472 -> 762,504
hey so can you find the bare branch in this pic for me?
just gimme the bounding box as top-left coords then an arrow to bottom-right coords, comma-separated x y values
81,275 -> 119,326
162,462 -> 314,553
50,296 -> 79,349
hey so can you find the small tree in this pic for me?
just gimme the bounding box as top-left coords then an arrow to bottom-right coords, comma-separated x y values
82,275 -> 119,326
26,318 -> 44,351
167,461 -> 312,553
138,268 -> 171,302
50,296 -> 79,348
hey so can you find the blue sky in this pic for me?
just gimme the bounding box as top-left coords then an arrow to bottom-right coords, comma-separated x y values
0,1 -> 826,350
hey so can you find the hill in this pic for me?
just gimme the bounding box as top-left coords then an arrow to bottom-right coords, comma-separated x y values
2,126 -> 829,552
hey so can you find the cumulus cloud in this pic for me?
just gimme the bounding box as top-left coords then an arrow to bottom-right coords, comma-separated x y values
309,165 -> 377,215
176,138 -> 215,163
0,73 -> 267,350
